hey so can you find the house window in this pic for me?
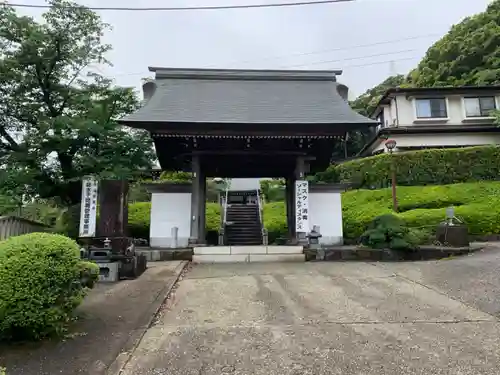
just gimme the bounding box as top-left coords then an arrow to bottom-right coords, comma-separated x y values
415,98 -> 448,119
464,97 -> 496,117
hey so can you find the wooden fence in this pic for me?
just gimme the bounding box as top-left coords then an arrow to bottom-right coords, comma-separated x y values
0,216 -> 49,241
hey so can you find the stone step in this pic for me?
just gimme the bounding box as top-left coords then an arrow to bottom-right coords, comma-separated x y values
192,253 -> 305,263
227,230 -> 261,234
193,246 -> 303,255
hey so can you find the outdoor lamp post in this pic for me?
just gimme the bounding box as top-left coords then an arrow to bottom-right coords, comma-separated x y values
385,139 -> 398,212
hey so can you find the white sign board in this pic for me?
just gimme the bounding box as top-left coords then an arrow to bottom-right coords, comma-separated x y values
79,177 -> 99,238
295,180 -> 309,233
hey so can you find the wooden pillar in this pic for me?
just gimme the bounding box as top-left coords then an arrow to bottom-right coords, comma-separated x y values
189,156 -> 201,244
285,176 -> 295,241
97,180 -> 129,238
198,167 -> 207,244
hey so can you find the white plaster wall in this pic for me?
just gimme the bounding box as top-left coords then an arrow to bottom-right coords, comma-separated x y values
371,132 -> 500,153
150,192 -> 191,248
309,192 -> 343,245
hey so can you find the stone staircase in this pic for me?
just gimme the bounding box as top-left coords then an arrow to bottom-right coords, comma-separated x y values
193,245 -> 305,263
225,204 -> 262,246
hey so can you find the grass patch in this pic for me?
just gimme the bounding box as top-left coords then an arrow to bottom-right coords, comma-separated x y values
343,181 -> 500,240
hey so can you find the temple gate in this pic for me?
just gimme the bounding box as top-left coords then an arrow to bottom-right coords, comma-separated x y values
119,68 -> 375,261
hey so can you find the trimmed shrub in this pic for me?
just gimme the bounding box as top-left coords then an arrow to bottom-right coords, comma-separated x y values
360,214 -> 419,251
0,233 -> 96,341
315,146 -> 500,188
263,202 -> 287,243
127,181 -> 500,245
343,181 -> 500,240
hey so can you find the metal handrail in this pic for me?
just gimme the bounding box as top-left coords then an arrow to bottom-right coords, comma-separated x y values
256,188 -> 263,226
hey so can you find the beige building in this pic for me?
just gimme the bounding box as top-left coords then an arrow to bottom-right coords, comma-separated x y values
361,86 -> 500,155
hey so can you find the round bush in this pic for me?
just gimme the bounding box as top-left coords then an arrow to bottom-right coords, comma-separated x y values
0,233 -> 94,341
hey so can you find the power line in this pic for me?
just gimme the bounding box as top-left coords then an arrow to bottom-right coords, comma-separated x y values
280,49 -> 415,69
4,0 -> 355,12
221,33 -> 440,68
101,49 -> 418,78
296,56 -> 417,70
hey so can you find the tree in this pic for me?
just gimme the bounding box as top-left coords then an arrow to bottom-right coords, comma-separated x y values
350,75 -> 406,117
342,75 -> 406,156
408,0 -> 500,87
0,0 -> 155,206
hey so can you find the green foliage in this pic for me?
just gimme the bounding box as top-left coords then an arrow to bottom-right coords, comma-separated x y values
205,204 -> 222,233
126,181 -> 500,245
262,202 -> 287,243
408,0 -> 500,87
0,1 -> 155,205
158,171 -> 193,183
127,202 -> 222,241
126,200 -> 289,244
360,214 -> 418,251
260,179 -> 286,202
0,233 -> 93,341
79,260 -> 99,289
343,181 -> 500,240
316,146 -> 500,188
350,75 -> 406,117
128,202 -> 151,240
55,205 -> 81,238
128,182 -> 151,203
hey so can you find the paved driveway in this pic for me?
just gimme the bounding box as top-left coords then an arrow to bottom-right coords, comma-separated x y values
118,246 -> 500,375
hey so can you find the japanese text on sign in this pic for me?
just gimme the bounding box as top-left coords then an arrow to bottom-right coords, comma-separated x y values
295,180 -> 309,232
79,177 -> 98,238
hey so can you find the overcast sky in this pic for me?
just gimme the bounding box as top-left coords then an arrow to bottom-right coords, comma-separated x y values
12,0 -> 493,99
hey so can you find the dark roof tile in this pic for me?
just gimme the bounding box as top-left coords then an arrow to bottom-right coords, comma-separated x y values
120,68 -> 376,125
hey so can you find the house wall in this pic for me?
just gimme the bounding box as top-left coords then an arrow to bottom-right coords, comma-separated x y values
309,191 -> 343,245
150,192 -> 192,248
369,91 -> 500,155
371,132 -> 500,153
392,93 -> 500,126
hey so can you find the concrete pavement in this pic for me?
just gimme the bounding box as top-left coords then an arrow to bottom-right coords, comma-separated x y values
117,248 -> 500,375
0,261 -> 188,375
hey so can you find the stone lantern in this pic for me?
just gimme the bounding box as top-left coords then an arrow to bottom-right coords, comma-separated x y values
307,225 -> 324,260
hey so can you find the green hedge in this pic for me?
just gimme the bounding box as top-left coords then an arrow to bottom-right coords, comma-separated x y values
0,233 -> 98,341
314,146 -> 500,188
343,181 -> 500,240
127,180 -> 500,244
